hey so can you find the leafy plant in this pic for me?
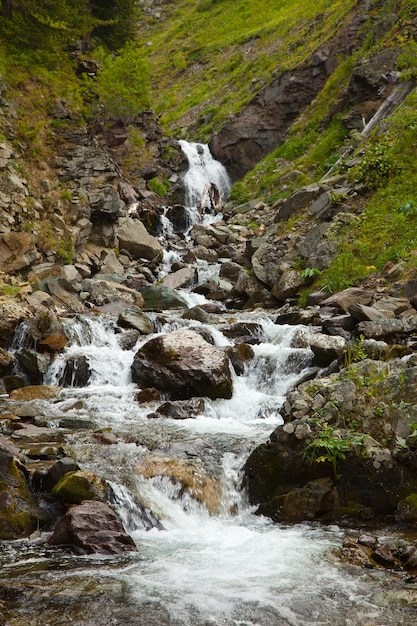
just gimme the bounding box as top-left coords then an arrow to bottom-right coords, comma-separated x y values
304,423 -> 366,481
344,334 -> 367,367
300,267 -> 321,279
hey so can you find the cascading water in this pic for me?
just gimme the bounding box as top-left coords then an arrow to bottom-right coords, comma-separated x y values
1,311 -> 411,625
177,140 -> 231,230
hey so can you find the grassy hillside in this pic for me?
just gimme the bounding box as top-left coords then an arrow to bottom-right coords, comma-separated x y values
142,0 -> 358,138
0,0 -> 416,299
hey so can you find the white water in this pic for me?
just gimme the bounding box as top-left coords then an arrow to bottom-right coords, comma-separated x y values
28,314 -> 389,625
179,140 -> 231,229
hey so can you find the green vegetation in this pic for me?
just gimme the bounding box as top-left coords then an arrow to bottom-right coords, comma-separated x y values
304,422 -> 366,481
141,0 -> 357,137
95,43 -> 151,118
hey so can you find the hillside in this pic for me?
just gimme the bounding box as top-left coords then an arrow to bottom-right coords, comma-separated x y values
0,0 -> 416,301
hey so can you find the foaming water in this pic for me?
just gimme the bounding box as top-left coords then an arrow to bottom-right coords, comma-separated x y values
4,314 -> 410,625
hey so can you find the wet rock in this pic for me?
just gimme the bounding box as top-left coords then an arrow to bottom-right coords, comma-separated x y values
48,500 -> 136,554
43,457 -> 81,491
0,302 -> 34,347
139,285 -> 188,310
266,478 -> 337,522
52,470 -> 106,504
182,306 -> 210,323
225,343 -> 255,375
117,329 -> 140,350
222,322 -> 265,344
61,355 -> 91,387
131,329 -> 233,400
117,306 -> 154,335
15,349 -> 51,384
9,385 -> 60,401
136,455 -> 220,514
147,398 -> 205,420
372,544 -> 396,567
0,436 -> 42,539
165,204 -> 191,233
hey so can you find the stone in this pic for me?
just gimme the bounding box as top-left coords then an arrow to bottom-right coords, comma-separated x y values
98,250 -> 124,276
271,270 -> 305,300
160,266 -> 197,290
357,317 -> 417,340
48,500 -> 136,555
309,333 -> 347,367
52,470 -> 106,504
139,285 -> 188,310
0,436 -> 41,539
117,217 -> 162,261
61,355 -> 91,387
117,306 -> 154,335
320,288 -> 374,312
131,329 -> 233,400
147,398 -> 205,420
43,457 -> 80,491
9,385 -> 60,401
15,349 -> 51,384
348,303 -> 388,322
0,232 -> 40,273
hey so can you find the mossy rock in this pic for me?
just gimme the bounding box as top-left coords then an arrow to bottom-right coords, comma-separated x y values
52,470 -> 106,504
0,460 -> 41,539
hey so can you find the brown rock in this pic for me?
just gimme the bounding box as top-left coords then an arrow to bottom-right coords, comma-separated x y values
48,500 -> 136,554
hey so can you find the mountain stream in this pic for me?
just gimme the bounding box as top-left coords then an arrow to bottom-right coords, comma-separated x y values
0,143 -> 415,625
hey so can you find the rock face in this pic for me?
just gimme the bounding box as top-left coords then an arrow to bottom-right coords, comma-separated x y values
48,500 -> 136,555
131,329 -> 233,400
244,357 -> 417,523
209,12 -> 367,178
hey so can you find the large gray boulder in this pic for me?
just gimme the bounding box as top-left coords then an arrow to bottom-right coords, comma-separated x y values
131,329 -> 233,400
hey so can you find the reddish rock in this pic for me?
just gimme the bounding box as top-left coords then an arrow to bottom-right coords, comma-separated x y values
48,500 -> 136,554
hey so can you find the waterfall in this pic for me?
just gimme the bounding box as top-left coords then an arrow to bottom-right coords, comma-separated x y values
179,140 -> 231,223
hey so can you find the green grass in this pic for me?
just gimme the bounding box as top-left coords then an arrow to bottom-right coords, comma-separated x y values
142,0 -> 357,137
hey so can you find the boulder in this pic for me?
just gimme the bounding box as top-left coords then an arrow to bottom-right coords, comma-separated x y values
356,317 -> 417,340
309,332 -> 347,367
48,500 -> 136,554
9,385 -> 60,401
61,355 -> 91,387
117,306 -> 154,335
0,302 -> 34,346
139,285 -> 188,310
117,217 -> 162,261
52,470 -> 106,504
131,329 -> 233,400
0,232 -> 40,273
15,349 -> 51,384
0,436 -> 42,539
320,288 -> 373,312
160,267 -> 197,290
147,398 -> 205,420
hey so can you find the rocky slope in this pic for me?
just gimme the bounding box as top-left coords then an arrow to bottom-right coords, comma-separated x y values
0,0 -> 417,580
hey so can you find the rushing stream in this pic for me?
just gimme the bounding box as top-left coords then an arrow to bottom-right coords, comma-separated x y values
1,144 -> 416,625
